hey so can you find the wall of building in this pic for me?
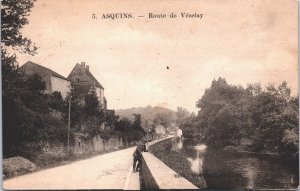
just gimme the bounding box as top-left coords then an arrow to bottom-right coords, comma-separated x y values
68,63 -> 104,104
50,76 -> 71,98
95,87 -> 104,107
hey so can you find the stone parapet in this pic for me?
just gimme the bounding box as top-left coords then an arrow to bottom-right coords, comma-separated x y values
141,137 -> 198,189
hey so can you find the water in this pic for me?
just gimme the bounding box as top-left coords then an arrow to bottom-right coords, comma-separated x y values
167,138 -> 299,189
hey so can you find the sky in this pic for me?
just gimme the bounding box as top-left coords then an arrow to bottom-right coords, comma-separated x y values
16,0 -> 298,112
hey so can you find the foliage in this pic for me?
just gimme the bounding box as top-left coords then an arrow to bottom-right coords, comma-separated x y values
132,114 -> 143,131
3,85 -> 68,158
63,90 -> 83,127
116,106 -> 176,123
102,109 -> 119,130
176,107 -> 190,125
1,0 -> 37,54
153,113 -> 173,128
184,78 -> 298,155
48,91 -> 64,111
84,87 -> 100,116
114,117 -> 144,142
62,87 -> 143,142
79,116 -> 102,138
1,0 -> 38,99
115,117 -> 132,132
1,0 -> 141,160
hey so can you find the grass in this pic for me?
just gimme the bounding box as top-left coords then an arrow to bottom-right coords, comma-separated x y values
148,139 -> 207,189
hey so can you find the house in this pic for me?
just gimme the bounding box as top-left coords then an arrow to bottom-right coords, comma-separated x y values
19,61 -> 71,98
67,62 -> 107,109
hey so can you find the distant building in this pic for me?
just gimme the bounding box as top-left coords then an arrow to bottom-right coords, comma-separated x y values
19,61 -> 71,98
67,62 -> 107,109
176,128 -> 183,138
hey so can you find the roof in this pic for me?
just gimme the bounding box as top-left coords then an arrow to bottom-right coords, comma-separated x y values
86,70 -> 104,89
19,61 -> 69,81
67,63 -> 104,89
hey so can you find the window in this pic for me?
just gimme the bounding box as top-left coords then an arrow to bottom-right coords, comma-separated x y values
76,78 -> 79,82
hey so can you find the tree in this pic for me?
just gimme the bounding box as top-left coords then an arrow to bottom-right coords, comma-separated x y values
84,87 -> 100,116
115,117 -> 132,133
80,116 -> 102,138
246,83 -> 262,96
2,0 -> 40,158
195,78 -> 250,146
26,73 -> 46,92
19,74 -> 48,113
49,91 -> 64,111
278,81 -> 291,101
188,77 -> 298,155
248,82 -> 296,152
153,113 -> 172,128
63,90 -> 83,128
176,107 -> 190,127
1,0 -> 37,54
2,0 -> 38,93
95,109 -> 119,130
132,114 -> 143,132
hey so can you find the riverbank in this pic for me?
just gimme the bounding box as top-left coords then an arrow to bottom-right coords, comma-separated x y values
148,138 -> 207,188
222,145 -> 299,165
149,138 -> 299,189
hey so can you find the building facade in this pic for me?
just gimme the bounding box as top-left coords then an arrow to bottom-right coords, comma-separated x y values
19,61 -> 71,98
67,62 -> 107,109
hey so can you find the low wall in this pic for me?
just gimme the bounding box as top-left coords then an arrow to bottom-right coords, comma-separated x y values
42,135 -> 134,157
73,135 -> 125,155
141,137 -> 198,189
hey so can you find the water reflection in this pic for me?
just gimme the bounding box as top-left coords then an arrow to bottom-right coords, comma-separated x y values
168,139 -> 208,188
225,159 -> 259,189
171,140 -> 207,175
187,144 -> 207,174
223,157 -> 299,189
168,139 -> 298,189
244,165 -> 256,189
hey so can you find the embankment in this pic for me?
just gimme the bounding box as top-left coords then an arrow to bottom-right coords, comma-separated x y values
140,137 -> 203,189
146,138 -> 207,189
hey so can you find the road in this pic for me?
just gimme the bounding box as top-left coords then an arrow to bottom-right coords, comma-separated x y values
3,146 -> 139,190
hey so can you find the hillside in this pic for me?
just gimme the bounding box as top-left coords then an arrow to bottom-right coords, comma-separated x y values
116,106 -> 176,122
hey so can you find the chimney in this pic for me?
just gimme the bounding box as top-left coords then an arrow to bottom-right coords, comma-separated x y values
86,65 -> 89,72
81,62 -> 85,67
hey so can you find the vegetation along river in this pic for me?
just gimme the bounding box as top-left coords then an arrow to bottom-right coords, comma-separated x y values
149,138 -> 299,190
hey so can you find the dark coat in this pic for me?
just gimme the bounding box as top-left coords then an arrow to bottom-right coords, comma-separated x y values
133,144 -> 146,159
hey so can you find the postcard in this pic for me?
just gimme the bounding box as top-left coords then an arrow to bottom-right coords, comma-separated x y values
1,0 -> 298,190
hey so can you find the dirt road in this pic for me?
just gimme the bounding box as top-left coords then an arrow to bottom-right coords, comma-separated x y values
3,146 -> 137,190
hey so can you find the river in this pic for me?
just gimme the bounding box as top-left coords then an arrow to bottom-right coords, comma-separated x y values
155,138 -> 299,190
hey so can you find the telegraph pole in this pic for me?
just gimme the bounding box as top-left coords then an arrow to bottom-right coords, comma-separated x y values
67,93 -> 71,154
146,120 -> 149,146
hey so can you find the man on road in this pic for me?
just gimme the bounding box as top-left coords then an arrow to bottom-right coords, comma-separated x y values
133,140 -> 146,172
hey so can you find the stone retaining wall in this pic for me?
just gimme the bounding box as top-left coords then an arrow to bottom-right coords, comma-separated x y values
42,135 -> 134,156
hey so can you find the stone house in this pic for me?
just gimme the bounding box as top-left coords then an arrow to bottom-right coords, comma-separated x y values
67,62 -> 107,109
19,61 -> 71,98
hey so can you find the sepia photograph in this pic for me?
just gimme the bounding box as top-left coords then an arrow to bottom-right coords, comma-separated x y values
1,0 -> 299,190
